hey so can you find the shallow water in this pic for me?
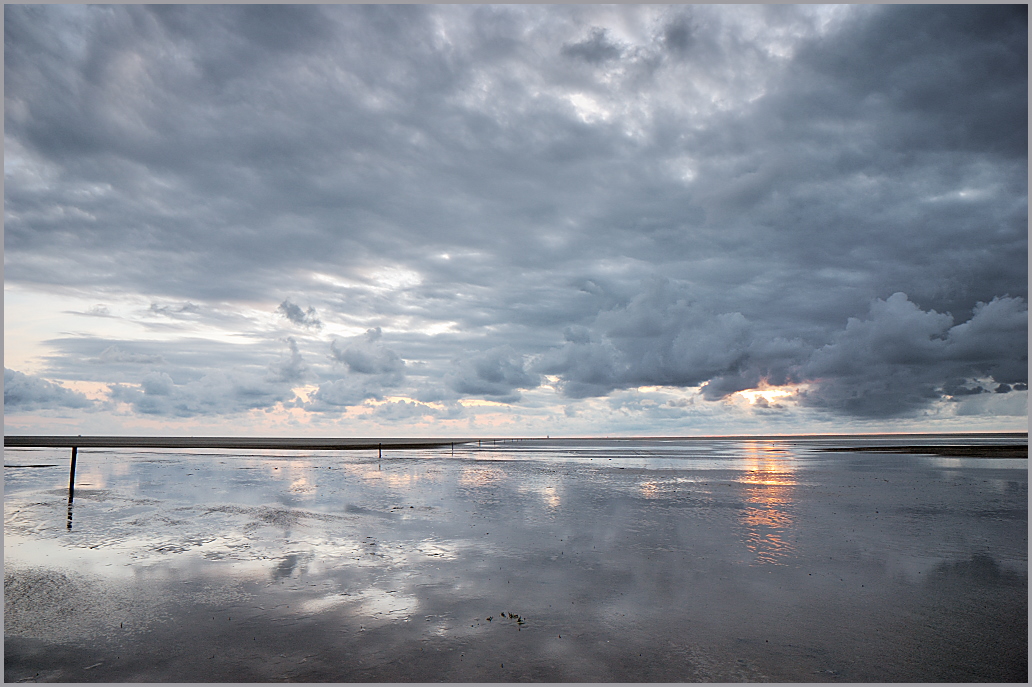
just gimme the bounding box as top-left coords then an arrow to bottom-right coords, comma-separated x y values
4,435 -> 1027,682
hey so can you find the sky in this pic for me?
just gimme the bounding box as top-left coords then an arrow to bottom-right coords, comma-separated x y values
4,3 -> 1028,438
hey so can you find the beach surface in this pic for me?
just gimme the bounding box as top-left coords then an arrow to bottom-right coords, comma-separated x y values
4,434 -> 1027,682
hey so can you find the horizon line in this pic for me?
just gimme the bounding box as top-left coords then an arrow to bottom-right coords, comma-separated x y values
5,430 -> 1027,449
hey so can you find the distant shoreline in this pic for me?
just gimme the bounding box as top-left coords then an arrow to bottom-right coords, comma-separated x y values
4,433 -> 1026,456
2,436 -> 468,450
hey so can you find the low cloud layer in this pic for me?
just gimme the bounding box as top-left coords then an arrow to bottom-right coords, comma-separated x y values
798,293 -> 1027,417
4,368 -> 94,411
4,5 -> 1026,434
536,283 -> 1028,418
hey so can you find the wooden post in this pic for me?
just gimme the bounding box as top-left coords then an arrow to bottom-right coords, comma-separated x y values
66,447 -> 77,529
68,447 -> 78,503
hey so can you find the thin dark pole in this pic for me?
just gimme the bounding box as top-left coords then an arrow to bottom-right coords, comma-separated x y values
68,446 -> 78,502
66,447 -> 77,529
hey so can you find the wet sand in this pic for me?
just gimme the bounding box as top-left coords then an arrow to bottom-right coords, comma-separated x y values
4,436 -> 1027,682
821,444 -> 1027,458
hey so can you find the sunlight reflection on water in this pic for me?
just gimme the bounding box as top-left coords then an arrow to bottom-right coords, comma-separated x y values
4,436 -> 1027,682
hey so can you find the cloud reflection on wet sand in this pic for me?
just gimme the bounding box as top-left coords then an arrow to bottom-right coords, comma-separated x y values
4,437 -> 1027,681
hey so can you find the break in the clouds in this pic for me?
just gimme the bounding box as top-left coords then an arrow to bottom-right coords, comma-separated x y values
4,4 -> 1027,436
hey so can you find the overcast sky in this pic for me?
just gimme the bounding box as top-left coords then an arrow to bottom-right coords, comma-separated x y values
4,4 -> 1027,437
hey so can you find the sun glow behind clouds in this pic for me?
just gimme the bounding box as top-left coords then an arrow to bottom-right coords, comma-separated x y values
291,385 -> 320,404
566,93 -> 610,123
735,386 -> 799,405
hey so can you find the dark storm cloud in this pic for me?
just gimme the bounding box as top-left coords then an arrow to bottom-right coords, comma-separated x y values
535,277 -> 808,400
4,5 -> 1026,424
537,284 -> 1026,419
4,368 -> 94,410
797,294 -> 1028,417
661,16 -> 694,55
792,4 -> 1027,158
448,345 -> 540,403
562,27 -> 624,64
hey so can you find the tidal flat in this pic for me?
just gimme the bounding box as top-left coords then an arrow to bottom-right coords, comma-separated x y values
4,435 -> 1027,682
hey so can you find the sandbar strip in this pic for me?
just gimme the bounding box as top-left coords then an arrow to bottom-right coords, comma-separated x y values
3,436 -> 469,451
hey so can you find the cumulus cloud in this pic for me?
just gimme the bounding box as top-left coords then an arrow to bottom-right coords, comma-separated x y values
370,399 -> 463,423
301,374 -> 406,413
290,329 -> 410,413
268,337 -> 306,384
277,300 -> 322,329
942,295 -> 1028,384
330,328 -> 404,376
300,379 -> 371,411
4,368 -> 94,410
797,293 -> 1028,417
149,302 -> 201,318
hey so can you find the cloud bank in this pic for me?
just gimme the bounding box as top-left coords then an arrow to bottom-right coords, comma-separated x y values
4,368 -> 95,411
4,4 -> 1026,434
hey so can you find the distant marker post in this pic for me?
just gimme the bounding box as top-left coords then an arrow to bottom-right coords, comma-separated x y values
68,446 -> 78,503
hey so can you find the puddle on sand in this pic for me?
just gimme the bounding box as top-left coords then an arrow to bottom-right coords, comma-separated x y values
4,438 -> 1027,682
